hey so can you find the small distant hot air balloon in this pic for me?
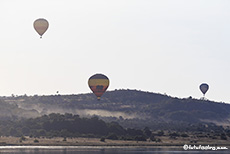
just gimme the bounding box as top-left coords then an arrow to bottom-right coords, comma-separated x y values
199,83 -> 209,97
33,18 -> 49,38
88,74 -> 109,100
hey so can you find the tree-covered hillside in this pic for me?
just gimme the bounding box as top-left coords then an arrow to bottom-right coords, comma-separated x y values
0,99 -> 39,119
1,113 -> 229,142
1,89 -> 230,128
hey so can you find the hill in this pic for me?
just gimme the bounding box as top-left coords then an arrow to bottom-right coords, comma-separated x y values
1,89 -> 230,129
0,99 -> 39,119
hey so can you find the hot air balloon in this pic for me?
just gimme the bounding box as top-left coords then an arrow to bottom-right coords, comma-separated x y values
199,83 -> 209,96
33,18 -> 49,38
88,74 -> 109,100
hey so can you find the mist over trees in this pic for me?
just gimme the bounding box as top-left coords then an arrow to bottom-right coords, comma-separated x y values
0,89 -> 230,130
0,113 -> 229,143
0,113 -> 147,140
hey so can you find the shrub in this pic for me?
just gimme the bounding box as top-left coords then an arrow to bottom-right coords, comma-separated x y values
155,138 -> 161,143
135,135 -> 147,141
150,134 -> 156,141
181,133 -> 189,137
157,130 -> 164,136
34,139 -> 39,143
220,134 -> 227,140
100,137 -> 105,142
20,136 -> 26,141
106,133 -> 118,140
169,132 -> 180,137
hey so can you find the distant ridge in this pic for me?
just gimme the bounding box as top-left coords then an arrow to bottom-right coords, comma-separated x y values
1,89 -> 230,127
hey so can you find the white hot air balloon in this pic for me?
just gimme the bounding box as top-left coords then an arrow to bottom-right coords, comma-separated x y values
33,18 -> 49,38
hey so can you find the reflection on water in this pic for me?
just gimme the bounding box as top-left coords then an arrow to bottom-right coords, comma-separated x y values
0,146 -> 229,154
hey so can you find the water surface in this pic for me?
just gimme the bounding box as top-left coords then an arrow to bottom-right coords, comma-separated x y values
0,146 -> 228,154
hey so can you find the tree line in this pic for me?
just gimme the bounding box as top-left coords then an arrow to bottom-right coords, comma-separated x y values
0,113 -> 229,142
0,113 -> 149,141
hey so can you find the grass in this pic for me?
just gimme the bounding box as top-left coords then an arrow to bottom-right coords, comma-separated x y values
0,136 -> 229,147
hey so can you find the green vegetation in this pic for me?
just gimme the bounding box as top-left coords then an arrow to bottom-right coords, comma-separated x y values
0,89 -> 229,143
2,89 -> 230,127
34,139 -> 39,143
0,113 -> 147,140
0,113 -> 228,142
100,137 -> 105,142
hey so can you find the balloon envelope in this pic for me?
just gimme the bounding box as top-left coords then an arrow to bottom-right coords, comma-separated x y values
88,74 -> 109,100
200,83 -> 209,95
34,18 -> 49,38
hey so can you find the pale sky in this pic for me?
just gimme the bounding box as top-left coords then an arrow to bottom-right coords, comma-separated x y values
0,0 -> 230,103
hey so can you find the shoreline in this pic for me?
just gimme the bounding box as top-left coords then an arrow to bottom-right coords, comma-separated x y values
0,136 -> 229,148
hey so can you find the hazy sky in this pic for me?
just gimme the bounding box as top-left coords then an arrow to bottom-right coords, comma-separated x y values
0,0 -> 230,103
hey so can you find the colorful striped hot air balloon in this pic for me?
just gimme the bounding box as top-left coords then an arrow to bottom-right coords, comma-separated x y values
88,74 -> 109,100
33,18 -> 49,38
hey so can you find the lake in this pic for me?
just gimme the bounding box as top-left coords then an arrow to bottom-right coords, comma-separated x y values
0,146 -> 229,154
